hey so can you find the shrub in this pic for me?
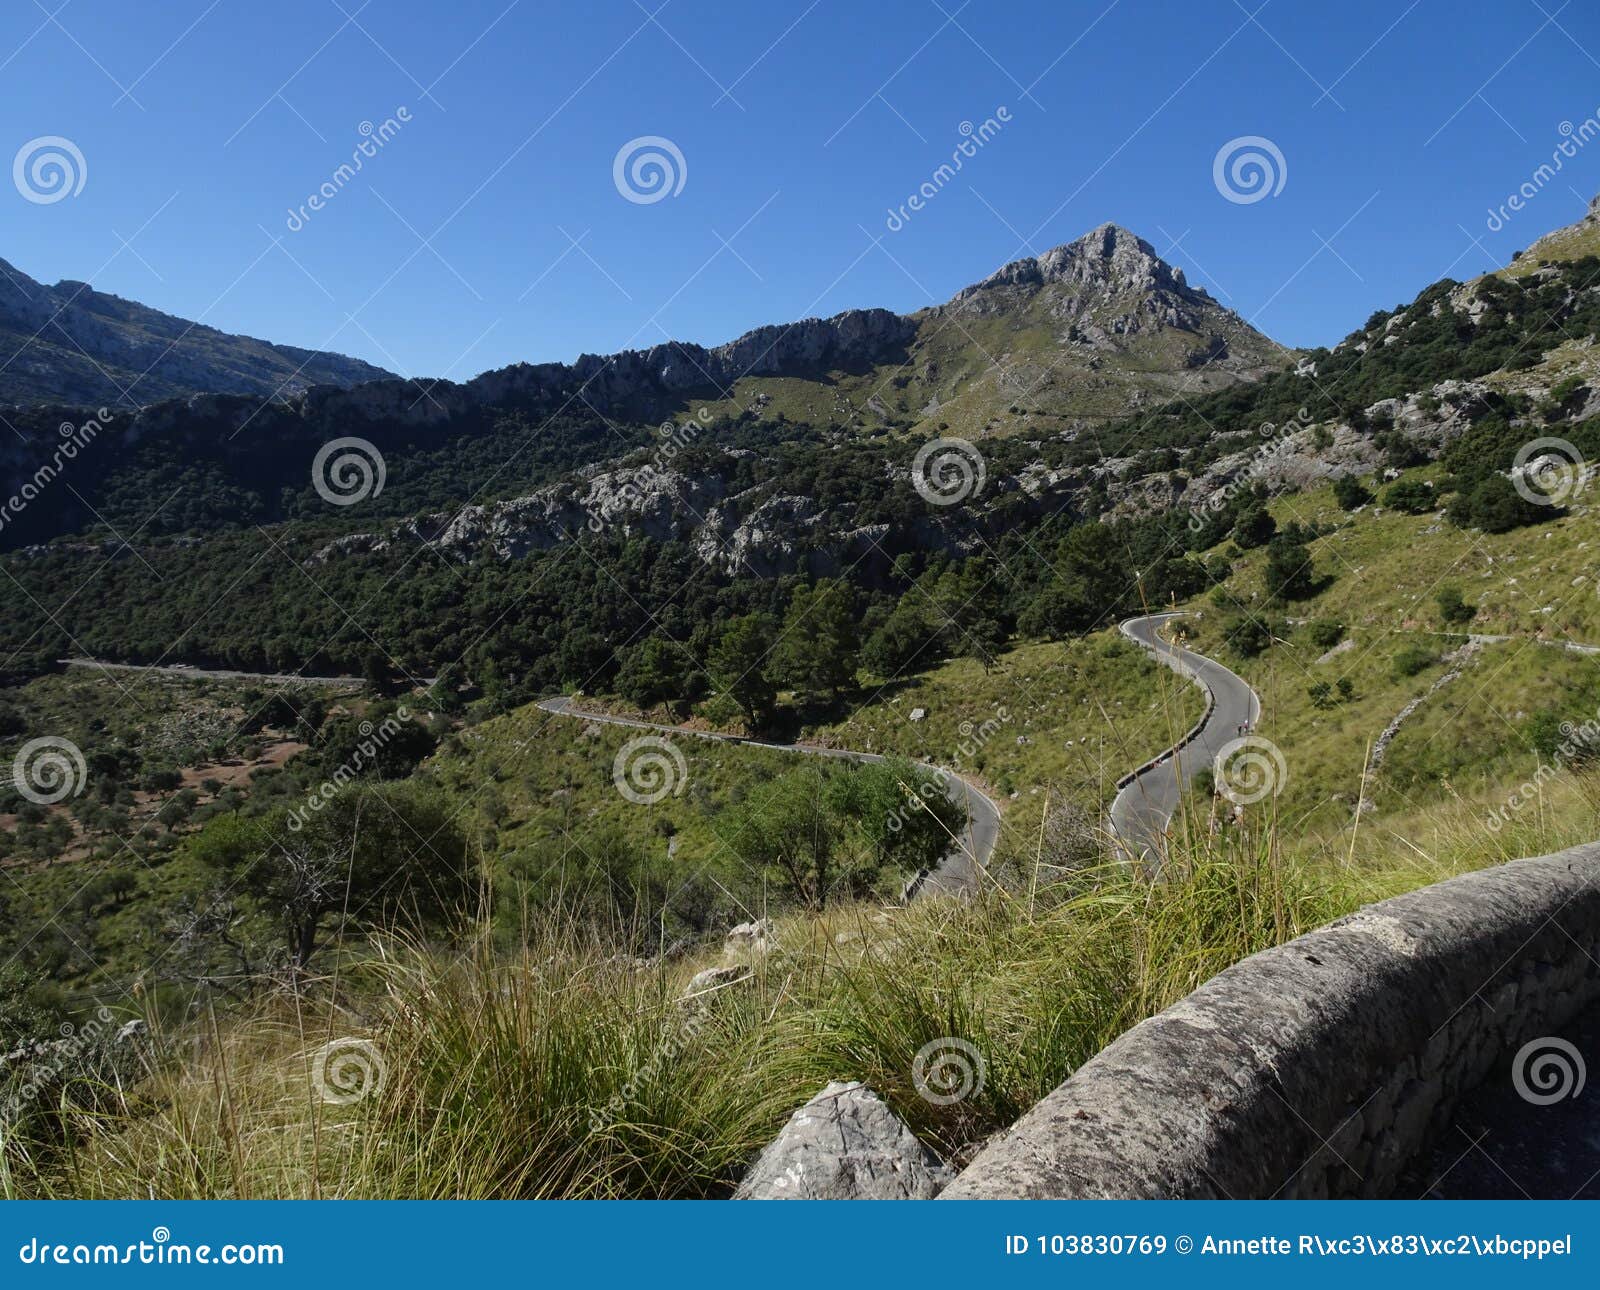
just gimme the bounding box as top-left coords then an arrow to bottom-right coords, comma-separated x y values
1304,620 -> 1345,650
1446,473 -> 1550,533
1263,535 -> 1317,602
1383,478 -> 1435,514
1436,586 -> 1477,626
1223,615 -> 1274,658
1392,643 -> 1437,679
1231,504 -> 1276,550
1332,474 -> 1372,510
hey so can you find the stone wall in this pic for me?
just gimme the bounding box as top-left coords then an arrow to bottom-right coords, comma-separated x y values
944,843 -> 1600,1199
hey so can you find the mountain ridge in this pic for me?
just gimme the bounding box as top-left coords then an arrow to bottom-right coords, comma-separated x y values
0,255 -> 394,408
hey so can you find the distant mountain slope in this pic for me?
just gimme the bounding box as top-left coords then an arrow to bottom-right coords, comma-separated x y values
699,223 -> 1286,433
0,221 -> 1285,549
1502,194 -> 1600,277
0,256 -> 393,407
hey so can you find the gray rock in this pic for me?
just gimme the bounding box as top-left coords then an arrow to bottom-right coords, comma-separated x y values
735,1080 -> 952,1199
724,918 -> 773,958
681,965 -> 750,1000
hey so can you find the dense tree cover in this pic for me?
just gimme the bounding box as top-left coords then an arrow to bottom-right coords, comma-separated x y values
0,456 -> 1245,718
8,258 -> 1599,711
0,402 -> 673,551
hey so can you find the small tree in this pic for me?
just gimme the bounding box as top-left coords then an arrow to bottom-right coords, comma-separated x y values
616,636 -> 684,709
1436,585 -> 1477,626
708,614 -> 777,727
772,581 -> 859,701
824,758 -> 963,880
1263,534 -> 1317,602
1332,474 -> 1373,510
186,782 -> 471,980
1231,504 -> 1277,550
726,767 -> 838,908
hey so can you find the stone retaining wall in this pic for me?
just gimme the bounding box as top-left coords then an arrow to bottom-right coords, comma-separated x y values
944,843 -> 1600,1199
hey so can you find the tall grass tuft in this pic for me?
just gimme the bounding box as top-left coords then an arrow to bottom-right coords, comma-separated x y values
30,794 -> 1493,1200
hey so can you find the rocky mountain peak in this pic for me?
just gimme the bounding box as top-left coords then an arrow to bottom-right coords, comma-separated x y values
956,222 -> 1192,301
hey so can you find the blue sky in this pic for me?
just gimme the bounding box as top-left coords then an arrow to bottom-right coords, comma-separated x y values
4,0 -> 1600,380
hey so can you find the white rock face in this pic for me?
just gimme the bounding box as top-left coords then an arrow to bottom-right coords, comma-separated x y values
734,1081 -> 953,1200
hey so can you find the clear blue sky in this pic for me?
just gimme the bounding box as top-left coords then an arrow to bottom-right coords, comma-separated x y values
4,0 -> 1599,380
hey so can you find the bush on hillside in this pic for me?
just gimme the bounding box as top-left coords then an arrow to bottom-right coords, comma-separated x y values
1304,619 -> 1345,650
1392,643 -> 1437,679
1332,474 -> 1373,510
1383,478 -> 1435,513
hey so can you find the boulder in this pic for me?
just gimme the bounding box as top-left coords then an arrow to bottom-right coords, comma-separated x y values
724,918 -> 774,960
681,965 -> 750,1000
734,1081 -> 952,1200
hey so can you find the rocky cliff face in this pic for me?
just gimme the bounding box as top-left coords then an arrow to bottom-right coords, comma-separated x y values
457,306 -> 915,413
957,222 -> 1194,302
0,256 -> 392,407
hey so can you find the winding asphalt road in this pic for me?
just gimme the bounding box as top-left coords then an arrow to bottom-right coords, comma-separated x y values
536,696 -> 1000,898
63,629 -> 1248,887
1108,613 -> 1261,865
